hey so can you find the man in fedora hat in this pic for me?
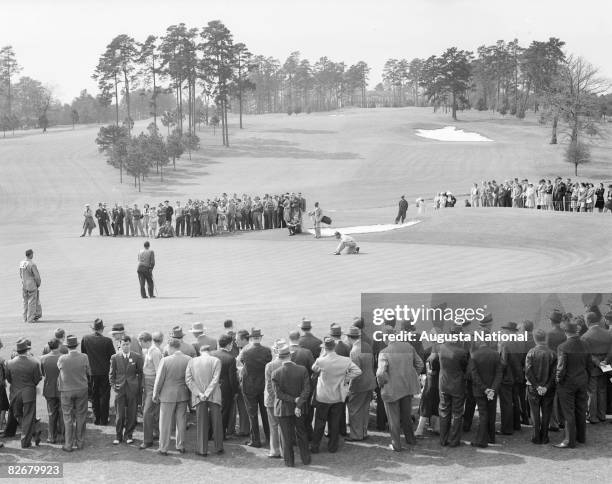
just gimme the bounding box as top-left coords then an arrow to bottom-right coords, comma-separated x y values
81,319 -> 115,425
110,323 -> 142,355
328,324 -> 349,436
581,312 -> 612,424
211,334 -> 239,438
546,309 -> 567,431
498,321 -> 525,435
186,344 -> 223,456
346,326 -> 376,442
554,319 -> 590,448
311,337 -> 361,454
298,318 -> 322,359
5,338 -> 42,448
153,338 -> 191,455
40,338 -> 64,444
163,326 -> 196,358
109,336 -> 143,445
237,328 -> 272,447
58,335 -> 90,451
272,345 -> 311,467
42,329 -> 69,356
189,323 -> 217,356
19,249 -> 42,324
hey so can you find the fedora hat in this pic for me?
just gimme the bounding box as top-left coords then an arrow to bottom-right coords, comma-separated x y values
329,324 -> 342,337
110,323 -> 125,334
549,309 -> 563,324
347,326 -> 361,338
189,322 -> 205,334
277,345 -> 291,357
92,318 -> 104,331
299,318 -> 312,330
15,338 -> 31,352
66,335 -> 78,348
250,328 -> 263,338
501,321 -> 518,331
170,326 -> 184,339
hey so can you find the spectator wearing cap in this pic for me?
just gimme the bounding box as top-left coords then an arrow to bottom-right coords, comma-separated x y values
5,338 -> 42,448
264,339 -> 287,458
498,321 -> 525,435
546,310 -> 567,431
211,334 -> 239,437
42,329 -> 69,355
81,319 -> 116,425
468,338 -> 502,448
346,326 -> 376,441
110,323 -> 142,355
189,323 -> 217,356
376,327 -> 423,451
237,328 -> 272,448
311,337 -> 362,454
554,319 -> 590,448
437,325 -> 469,448
163,326 -> 197,358
153,338 -> 192,455
298,318 -> 322,359
40,338 -> 64,444
525,329 -> 557,445
58,335 -> 90,451
272,345 -> 311,467
581,312 -> 612,424
186,343 -> 223,456
138,332 -> 162,449
109,335 -> 143,445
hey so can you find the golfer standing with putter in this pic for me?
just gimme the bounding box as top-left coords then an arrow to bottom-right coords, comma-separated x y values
137,241 -> 156,299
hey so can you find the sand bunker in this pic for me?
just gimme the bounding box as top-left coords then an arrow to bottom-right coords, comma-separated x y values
415,126 -> 493,142
307,221 -> 421,237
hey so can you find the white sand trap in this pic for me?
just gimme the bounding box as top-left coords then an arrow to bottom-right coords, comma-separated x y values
307,221 -> 421,237
415,126 -> 493,142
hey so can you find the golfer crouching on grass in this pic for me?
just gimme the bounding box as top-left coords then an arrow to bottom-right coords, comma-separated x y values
333,231 -> 359,255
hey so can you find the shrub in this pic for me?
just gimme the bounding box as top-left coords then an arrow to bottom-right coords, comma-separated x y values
476,98 -> 487,111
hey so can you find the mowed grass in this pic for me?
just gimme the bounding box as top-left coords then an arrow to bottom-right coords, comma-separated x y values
0,107 -> 611,483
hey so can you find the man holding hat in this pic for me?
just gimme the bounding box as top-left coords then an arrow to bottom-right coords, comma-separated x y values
346,326 -> 376,441
109,336 -> 144,445
298,318 -> 322,359
81,318 -> 115,425
498,322 -> 525,435
5,338 -> 42,448
311,337 -> 362,454
554,319 -> 590,448
40,339 -> 64,444
57,335 -> 90,451
237,328 -> 272,447
19,249 -> 42,324
186,343 -> 223,456
272,345 -> 311,467
580,312 -> 612,424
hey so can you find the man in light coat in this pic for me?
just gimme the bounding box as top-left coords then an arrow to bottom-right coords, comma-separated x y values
19,249 -> 42,323
264,339 -> 286,458
376,327 -> 424,451
153,338 -> 191,455
186,344 -> 223,456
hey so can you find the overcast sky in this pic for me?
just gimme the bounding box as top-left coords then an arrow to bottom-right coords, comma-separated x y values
2,0 -> 611,103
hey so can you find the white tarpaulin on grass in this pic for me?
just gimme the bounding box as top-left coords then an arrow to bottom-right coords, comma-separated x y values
415,126 -> 493,142
307,220 -> 421,237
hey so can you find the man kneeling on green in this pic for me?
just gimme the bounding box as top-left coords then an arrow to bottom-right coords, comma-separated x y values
333,232 -> 359,255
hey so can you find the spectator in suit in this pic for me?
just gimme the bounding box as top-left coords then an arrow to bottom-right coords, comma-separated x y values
211,335 -> 239,437
346,326 -> 376,441
288,331 -> 315,372
581,312 -> 612,424
109,335 -> 143,445
81,318 -> 115,425
194,325 -> 218,355
138,332 -> 162,449
376,327 -> 423,451
525,329 -> 557,445
469,338 -> 502,448
519,320 -> 536,425
42,329 -> 69,355
328,324 -> 350,436
311,338 -> 361,454
5,338 -> 42,448
109,323 -> 142,355
498,322 -> 526,435
40,338 -> 64,444
233,329 -> 251,437
546,310 -> 567,431
438,326 -> 469,447
238,328 -> 272,448
58,335 -> 90,451
272,345 -> 311,467
298,318 -> 323,359
153,338 -> 191,455
554,320 -> 590,448
264,339 -> 286,458
186,344 -> 223,456
163,326 -> 197,358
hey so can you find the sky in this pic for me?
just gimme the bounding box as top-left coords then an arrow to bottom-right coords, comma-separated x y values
2,0 -> 611,103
